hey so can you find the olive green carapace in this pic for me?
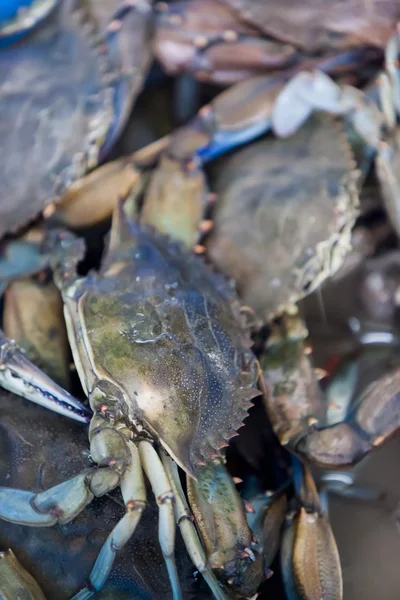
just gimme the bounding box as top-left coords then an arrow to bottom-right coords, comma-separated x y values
80,206 -> 260,476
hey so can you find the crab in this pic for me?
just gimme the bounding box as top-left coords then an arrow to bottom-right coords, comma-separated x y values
152,0 -> 399,84
0,0 -> 153,239
0,185 -> 273,600
0,140 -> 347,598
0,6 -> 393,598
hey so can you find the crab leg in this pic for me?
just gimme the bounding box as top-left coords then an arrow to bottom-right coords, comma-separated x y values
297,363 -> 400,468
262,314 -> 400,468
0,412 -> 130,525
162,453 -> 229,600
186,459 -> 263,597
138,440 -> 183,600
0,330 -> 90,423
71,441 -> 147,600
281,458 -> 342,600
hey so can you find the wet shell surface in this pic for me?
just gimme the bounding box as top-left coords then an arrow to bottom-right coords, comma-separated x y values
79,210 -> 260,475
0,0 -> 155,238
207,114 -> 360,321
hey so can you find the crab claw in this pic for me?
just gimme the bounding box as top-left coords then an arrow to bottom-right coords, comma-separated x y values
0,331 -> 91,423
187,460 -> 264,598
272,70 -> 349,138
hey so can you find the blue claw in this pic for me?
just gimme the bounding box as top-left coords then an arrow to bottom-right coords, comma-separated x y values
0,488 -> 56,526
0,331 -> 91,423
196,116 -> 273,164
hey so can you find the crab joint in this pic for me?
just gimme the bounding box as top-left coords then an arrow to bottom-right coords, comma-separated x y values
157,491 -> 175,505
238,548 -> 256,561
126,500 -> 146,512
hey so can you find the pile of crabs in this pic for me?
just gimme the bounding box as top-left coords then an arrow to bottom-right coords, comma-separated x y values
0,1 -> 400,599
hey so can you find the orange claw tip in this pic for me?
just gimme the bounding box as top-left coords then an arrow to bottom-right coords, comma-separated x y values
264,567 -> 274,579
199,219 -> 213,233
43,203 -> 56,218
314,367 -> 328,380
233,477 -> 243,484
223,29 -> 238,42
244,500 -> 255,513
186,160 -> 197,172
198,104 -> 212,118
194,35 -> 209,48
373,435 -> 385,447
107,19 -> 122,32
238,547 -> 256,561
194,244 -> 206,254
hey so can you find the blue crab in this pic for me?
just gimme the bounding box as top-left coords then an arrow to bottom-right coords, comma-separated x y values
152,0 -> 398,84
0,0 -> 153,238
1,9 -> 396,600
0,190 -> 268,599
